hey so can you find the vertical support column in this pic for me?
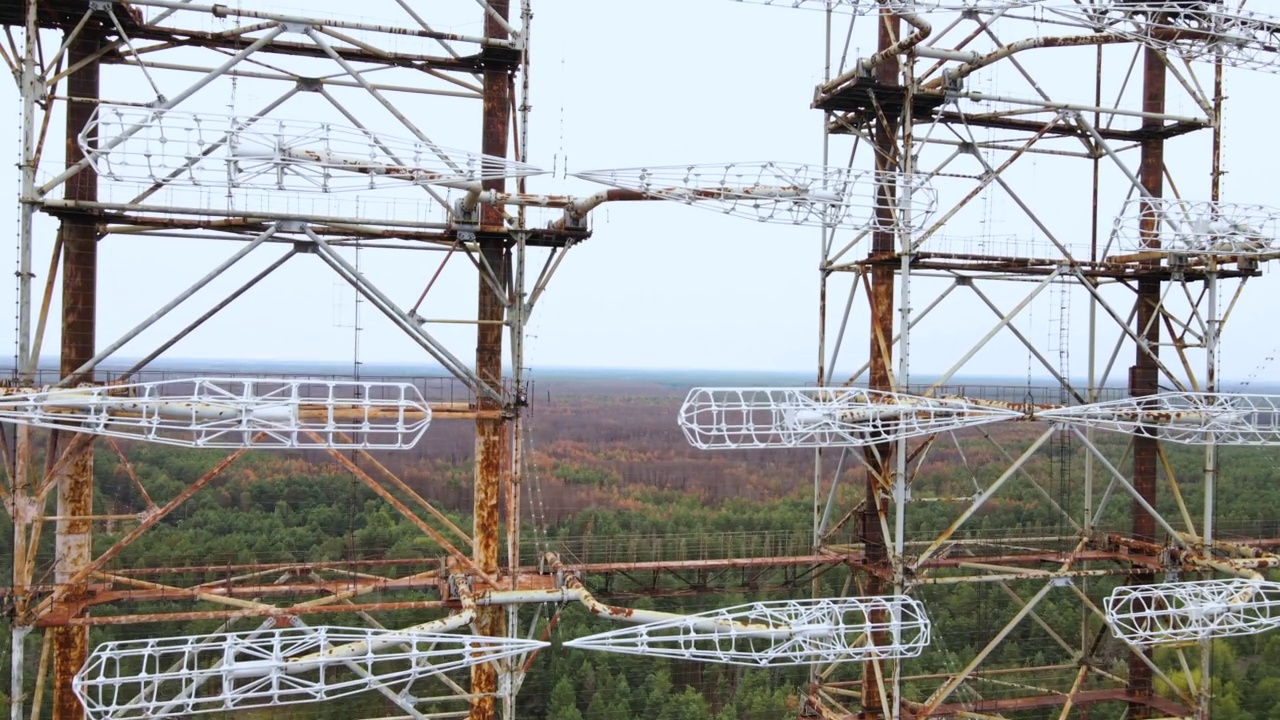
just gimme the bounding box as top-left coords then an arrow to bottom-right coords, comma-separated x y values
1127,41 -> 1165,720
1196,59 -> 1226,720
860,9 -> 900,720
11,3 -> 40,718
51,21 -> 101,720
471,3 -> 512,720
1202,59 -> 1225,558
50,22 -> 101,720
811,12 -> 835,713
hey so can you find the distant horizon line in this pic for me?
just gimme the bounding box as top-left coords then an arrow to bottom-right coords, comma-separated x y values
3,356 -> 1273,387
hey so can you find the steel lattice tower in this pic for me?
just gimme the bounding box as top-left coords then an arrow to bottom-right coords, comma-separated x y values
801,1 -> 1280,717
6,2 -> 1280,720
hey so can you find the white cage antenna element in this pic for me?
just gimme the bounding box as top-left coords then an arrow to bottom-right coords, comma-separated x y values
1049,2 -> 1280,74
1106,579 -> 1280,646
564,596 -> 930,667
1111,198 -> 1280,257
73,625 -> 548,719
0,378 -> 432,449
1038,392 -> 1280,446
571,163 -> 937,230
80,105 -> 547,194
679,387 -> 1022,449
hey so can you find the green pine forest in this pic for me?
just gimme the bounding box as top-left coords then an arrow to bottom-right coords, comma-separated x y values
4,378 -> 1280,719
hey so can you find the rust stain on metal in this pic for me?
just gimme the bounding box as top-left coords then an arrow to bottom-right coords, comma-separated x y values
599,604 -> 634,618
469,573 -> 554,593
316,436 -> 489,582
915,688 -> 1190,718
469,3 -> 512,718
54,599 -> 448,627
50,20 -> 102,720
857,10 -> 902,720
1125,36 -> 1168,720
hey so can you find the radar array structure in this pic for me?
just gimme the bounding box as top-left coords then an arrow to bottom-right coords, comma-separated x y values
716,0 -> 1280,718
1,2 -> 928,719
7,1 -> 1280,720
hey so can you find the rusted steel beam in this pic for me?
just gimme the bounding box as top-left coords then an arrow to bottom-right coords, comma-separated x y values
0,1 -> 141,32
919,549 -> 1163,571
919,688 -> 1189,718
50,20 -> 101,720
32,446 -> 250,624
565,554 -> 845,574
84,576 -> 446,605
430,404 -> 503,420
472,572 -> 555,594
329,430 -> 474,548
47,600 -> 449,627
845,254 -> 1257,281
857,9 -> 903,720
46,543 -> 1165,594
470,3 -> 513,718
93,22 -> 495,72
926,111 -> 1206,143
86,557 -> 445,577
312,435 -> 492,584
1127,35 -> 1167,720
24,545 -> 1174,597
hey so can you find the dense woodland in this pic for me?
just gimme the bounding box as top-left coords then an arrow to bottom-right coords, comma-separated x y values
3,375 -> 1280,718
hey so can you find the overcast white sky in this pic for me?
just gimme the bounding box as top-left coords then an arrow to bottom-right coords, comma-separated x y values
3,1 -> 1278,384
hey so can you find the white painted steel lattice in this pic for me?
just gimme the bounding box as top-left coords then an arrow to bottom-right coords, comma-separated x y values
679,387 -> 1022,449
1038,392 -> 1280,445
81,105 -> 546,193
1106,579 -> 1280,646
1111,198 -> 1280,257
564,597 -> 930,666
572,163 -> 937,230
0,378 -> 432,449
1049,3 -> 1280,73
73,625 -> 549,719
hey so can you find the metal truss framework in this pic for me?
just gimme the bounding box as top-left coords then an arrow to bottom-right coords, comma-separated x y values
5,1 -> 1280,720
798,1 -> 1280,719
0,2 -> 567,720
1,3 -> 945,719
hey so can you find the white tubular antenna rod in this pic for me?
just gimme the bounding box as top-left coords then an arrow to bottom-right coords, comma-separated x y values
1111,198 -> 1280,258
81,105 -> 546,194
1047,3 -> 1280,74
678,387 -> 1023,449
0,378 -> 433,449
1038,392 -> 1280,446
73,625 -> 548,719
1106,579 -> 1280,646
571,162 -> 937,230
564,597 -> 931,667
